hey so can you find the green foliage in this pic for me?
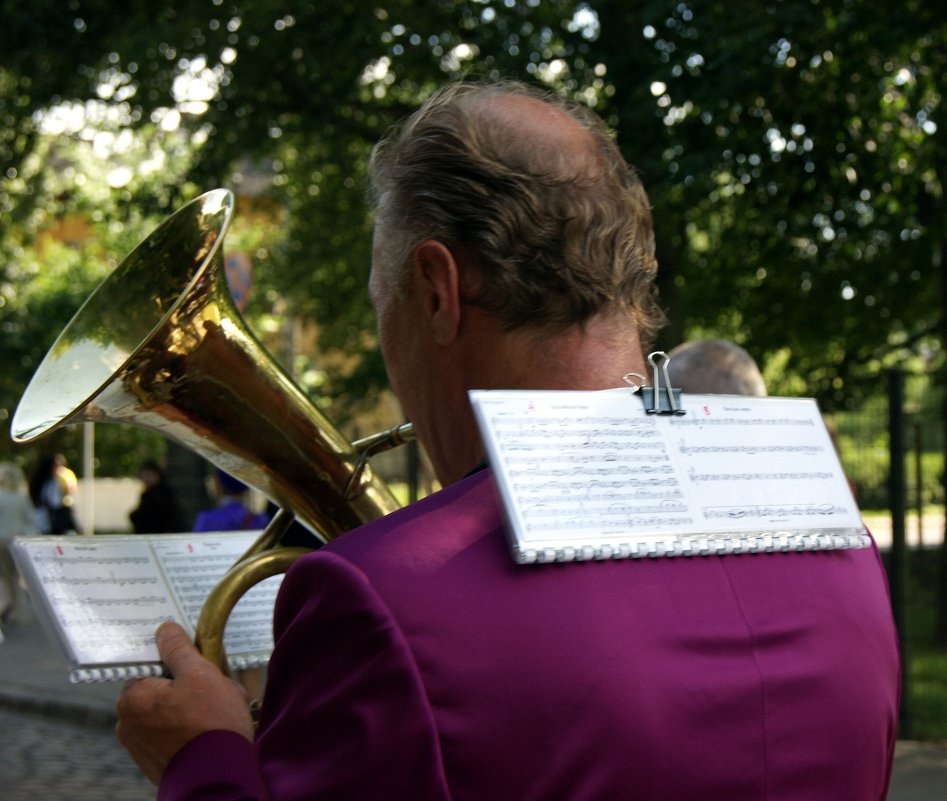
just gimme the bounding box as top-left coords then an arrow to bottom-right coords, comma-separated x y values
3,2 -> 945,729
907,647 -> 947,740
829,373 -> 944,509
0,0 -> 945,447
892,546 -> 947,739
596,0 -> 946,408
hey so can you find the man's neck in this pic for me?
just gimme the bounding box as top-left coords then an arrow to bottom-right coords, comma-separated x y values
461,308 -> 648,392
429,309 -> 648,485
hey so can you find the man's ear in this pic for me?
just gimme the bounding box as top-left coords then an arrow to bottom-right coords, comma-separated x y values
412,240 -> 462,345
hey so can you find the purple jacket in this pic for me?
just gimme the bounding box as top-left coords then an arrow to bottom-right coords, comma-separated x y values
160,469 -> 899,801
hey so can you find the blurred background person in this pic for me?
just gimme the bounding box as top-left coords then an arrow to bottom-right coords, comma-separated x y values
193,468 -> 269,532
666,339 -> 767,396
129,459 -> 182,534
27,453 -> 79,535
0,461 -> 39,626
666,339 -> 858,497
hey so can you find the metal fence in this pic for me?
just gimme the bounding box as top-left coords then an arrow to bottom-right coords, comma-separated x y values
830,369 -> 946,739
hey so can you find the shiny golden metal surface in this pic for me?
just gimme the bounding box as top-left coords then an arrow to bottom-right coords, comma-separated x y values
11,189 -> 416,674
196,546 -> 312,676
11,188 -> 409,539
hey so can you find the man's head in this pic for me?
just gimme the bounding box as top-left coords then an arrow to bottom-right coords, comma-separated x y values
214,468 -> 250,498
367,80 -> 663,483
666,339 -> 767,397
138,460 -> 164,487
0,461 -> 25,492
368,80 -> 662,343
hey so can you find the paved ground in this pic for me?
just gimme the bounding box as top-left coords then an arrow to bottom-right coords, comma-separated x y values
891,740 -> 947,801
0,599 -> 153,800
1,584 -> 946,800
866,512 -> 944,551
0,707 -> 154,801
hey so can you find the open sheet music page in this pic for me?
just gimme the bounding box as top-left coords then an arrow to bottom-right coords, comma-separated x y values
469,389 -> 869,564
12,531 -> 282,683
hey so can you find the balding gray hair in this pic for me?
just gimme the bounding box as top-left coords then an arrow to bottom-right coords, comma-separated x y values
666,340 -> 767,396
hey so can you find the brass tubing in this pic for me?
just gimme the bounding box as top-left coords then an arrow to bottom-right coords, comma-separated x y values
195,547 -> 312,676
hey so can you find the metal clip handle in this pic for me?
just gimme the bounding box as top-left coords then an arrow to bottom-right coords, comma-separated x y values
624,353 -> 685,415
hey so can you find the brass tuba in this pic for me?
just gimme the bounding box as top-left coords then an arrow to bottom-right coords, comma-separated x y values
11,188 -> 414,672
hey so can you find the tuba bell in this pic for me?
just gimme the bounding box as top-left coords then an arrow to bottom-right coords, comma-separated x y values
11,188 -> 414,672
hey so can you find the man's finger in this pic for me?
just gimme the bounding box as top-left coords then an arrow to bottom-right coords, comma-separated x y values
156,621 -> 208,676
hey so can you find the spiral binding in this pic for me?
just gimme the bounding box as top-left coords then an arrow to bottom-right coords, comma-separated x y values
68,653 -> 272,684
69,663 -> 166,684
514,530 -> 873,565
227,654 -> 270,672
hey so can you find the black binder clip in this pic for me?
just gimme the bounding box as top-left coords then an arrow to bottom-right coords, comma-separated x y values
623,351 -> 685,416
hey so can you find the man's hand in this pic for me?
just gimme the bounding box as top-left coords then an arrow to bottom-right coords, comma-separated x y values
115,621 -> 255,784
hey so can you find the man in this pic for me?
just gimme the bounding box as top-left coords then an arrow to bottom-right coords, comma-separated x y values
0,461 -> 38,626
117,80 -> 899,800
28,452 -> 79,535
129,459 -> 182,534
192,468 -> 269,532
666,338 -> 768,396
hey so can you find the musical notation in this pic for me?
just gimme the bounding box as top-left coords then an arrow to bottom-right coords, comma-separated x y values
525,515 -> 694,533
154,538 -> 281,658
508,463 -> 674,479
670,416 -> 815,428
519,477 -> 678,495
469,388 -> 867,563
12,531 -> 282,681
34,554 -> 152,566
704,504 -> 848,520
57,575 -> 159,587
689,471 -> 835,483
677,444 -> 824,456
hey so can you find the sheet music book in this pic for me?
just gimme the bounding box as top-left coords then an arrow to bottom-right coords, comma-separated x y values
11,531 -> 282,683
469,388 -> 871,564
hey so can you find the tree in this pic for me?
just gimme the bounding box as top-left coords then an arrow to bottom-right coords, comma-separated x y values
596,0 -> 947,643
0,1 -> 594,425
2,0 -> 944,461
593,1 -> 944,399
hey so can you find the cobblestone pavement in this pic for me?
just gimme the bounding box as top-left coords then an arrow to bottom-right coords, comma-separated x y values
2,701 -> 946,801
3,578 -> 947,800
0,706 -> 154,801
